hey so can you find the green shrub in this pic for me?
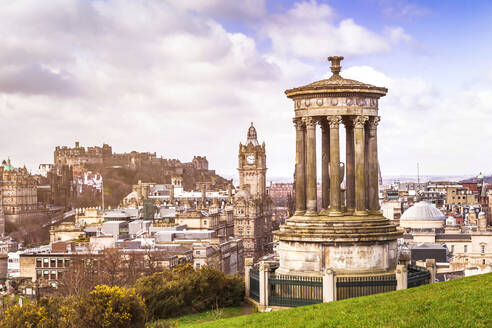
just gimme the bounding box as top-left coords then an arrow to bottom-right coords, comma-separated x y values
67,285 -> 147,328
135,264 -> 244,320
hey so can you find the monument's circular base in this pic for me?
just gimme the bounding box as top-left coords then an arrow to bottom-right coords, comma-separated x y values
274,214 -> 403,276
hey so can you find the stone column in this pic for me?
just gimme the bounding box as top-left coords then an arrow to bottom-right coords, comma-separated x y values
305,117 -> 317,216
364,121 -> 370,210
244,258 -> 253,298
343,117 -> 355,214
367,116 -> 381,214
354,115 -> 368,216
321,119 -> 330,214
294,118 -> 306,216
396,264 -> 408,290
322,269 -> 337,302
259,261 -> 270,308
328,115 -> 342,216
426,259 -> 436,284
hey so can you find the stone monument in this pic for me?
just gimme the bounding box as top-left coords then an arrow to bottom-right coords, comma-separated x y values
275,56 -> 403,276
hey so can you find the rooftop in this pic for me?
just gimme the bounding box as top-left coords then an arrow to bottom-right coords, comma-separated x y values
400,201 -> 446,221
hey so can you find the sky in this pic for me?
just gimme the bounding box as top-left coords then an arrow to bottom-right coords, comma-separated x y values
1,0 -> 491,180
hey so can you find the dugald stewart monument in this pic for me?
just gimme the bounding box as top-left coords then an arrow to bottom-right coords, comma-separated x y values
276,56 -> 403,276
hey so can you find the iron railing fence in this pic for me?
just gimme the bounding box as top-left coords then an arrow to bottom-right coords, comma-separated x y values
407,265 -> 430,288
249,269 -> 260,302
336,273 -> 397,300
269,274 -> 323,307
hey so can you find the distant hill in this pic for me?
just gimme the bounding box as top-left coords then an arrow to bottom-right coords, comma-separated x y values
193,273 -> 492,328
460,175 -> 492,184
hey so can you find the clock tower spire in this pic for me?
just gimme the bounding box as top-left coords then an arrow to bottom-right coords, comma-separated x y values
238,122 -> 266,198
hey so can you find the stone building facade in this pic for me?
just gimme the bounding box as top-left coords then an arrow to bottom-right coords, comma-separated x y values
233,124 -> 274,262
1,159 -> 37,215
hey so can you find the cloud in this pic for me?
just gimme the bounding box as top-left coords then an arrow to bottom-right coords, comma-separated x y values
260,0 -> 396,60
0,0 -> 485,180
0,64 -> 80,96
0,0 -> 290,177
378,0 -> 430,20
168,0 -> 267,21
342,65 -> 492,176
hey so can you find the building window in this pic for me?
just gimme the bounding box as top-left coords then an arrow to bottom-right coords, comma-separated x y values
58,259 -> 63,267
43,258 -> 49,268
50,270 -> 56,280
36,259 -> 42,268
450,245 -> 454,253
196,263 -> 201,269
464,245 -> 468,253
203,220 -> 207,225
196,251 -> 200,255
50,259 -> 56,268
43,270 -> 49,279
481,245 -> 485,254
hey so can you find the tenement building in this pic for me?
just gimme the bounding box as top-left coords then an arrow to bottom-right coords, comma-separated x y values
234,123 -> 273,262
1,159 -> 37,216
275,57 -> 403,276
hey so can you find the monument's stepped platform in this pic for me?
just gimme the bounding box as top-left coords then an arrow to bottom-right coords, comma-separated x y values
275,214 -> 403,243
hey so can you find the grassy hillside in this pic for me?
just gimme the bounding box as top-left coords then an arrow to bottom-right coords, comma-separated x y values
193,273 -> 492,328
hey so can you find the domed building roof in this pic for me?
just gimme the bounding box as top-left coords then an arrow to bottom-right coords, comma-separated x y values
400,201 -> 446,221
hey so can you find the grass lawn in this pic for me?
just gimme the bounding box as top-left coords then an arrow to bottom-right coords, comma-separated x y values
146,305 -> 251,327
191,273 -> 492,328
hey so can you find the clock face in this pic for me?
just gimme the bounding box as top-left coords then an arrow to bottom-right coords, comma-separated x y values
246,155 -> 255,164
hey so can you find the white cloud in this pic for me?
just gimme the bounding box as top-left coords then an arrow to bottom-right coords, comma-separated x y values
168,0 -> 267,21
261,0 -> 394,60
378,0 -> 430,20
0,0 -> 486,180
0,0 -> 293,177
342,65 -> 492,176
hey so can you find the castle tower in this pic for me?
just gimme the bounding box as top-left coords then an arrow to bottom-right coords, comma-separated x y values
238,123 -> 267,198
275,56 -> 403,276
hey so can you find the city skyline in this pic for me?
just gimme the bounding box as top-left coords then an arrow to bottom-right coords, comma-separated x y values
1,0 -> 491,178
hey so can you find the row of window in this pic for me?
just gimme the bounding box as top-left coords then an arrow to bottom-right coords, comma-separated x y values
36,258 -> 70,268
449,245 -> 486,254
36,270 -> 63,280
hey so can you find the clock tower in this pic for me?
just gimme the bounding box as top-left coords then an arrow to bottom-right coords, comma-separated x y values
238,122 -> 266,198
234,122 -> 273,262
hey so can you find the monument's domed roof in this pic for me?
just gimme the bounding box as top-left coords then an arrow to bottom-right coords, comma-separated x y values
400,202 -> 446,221
285,56 -> 387,97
